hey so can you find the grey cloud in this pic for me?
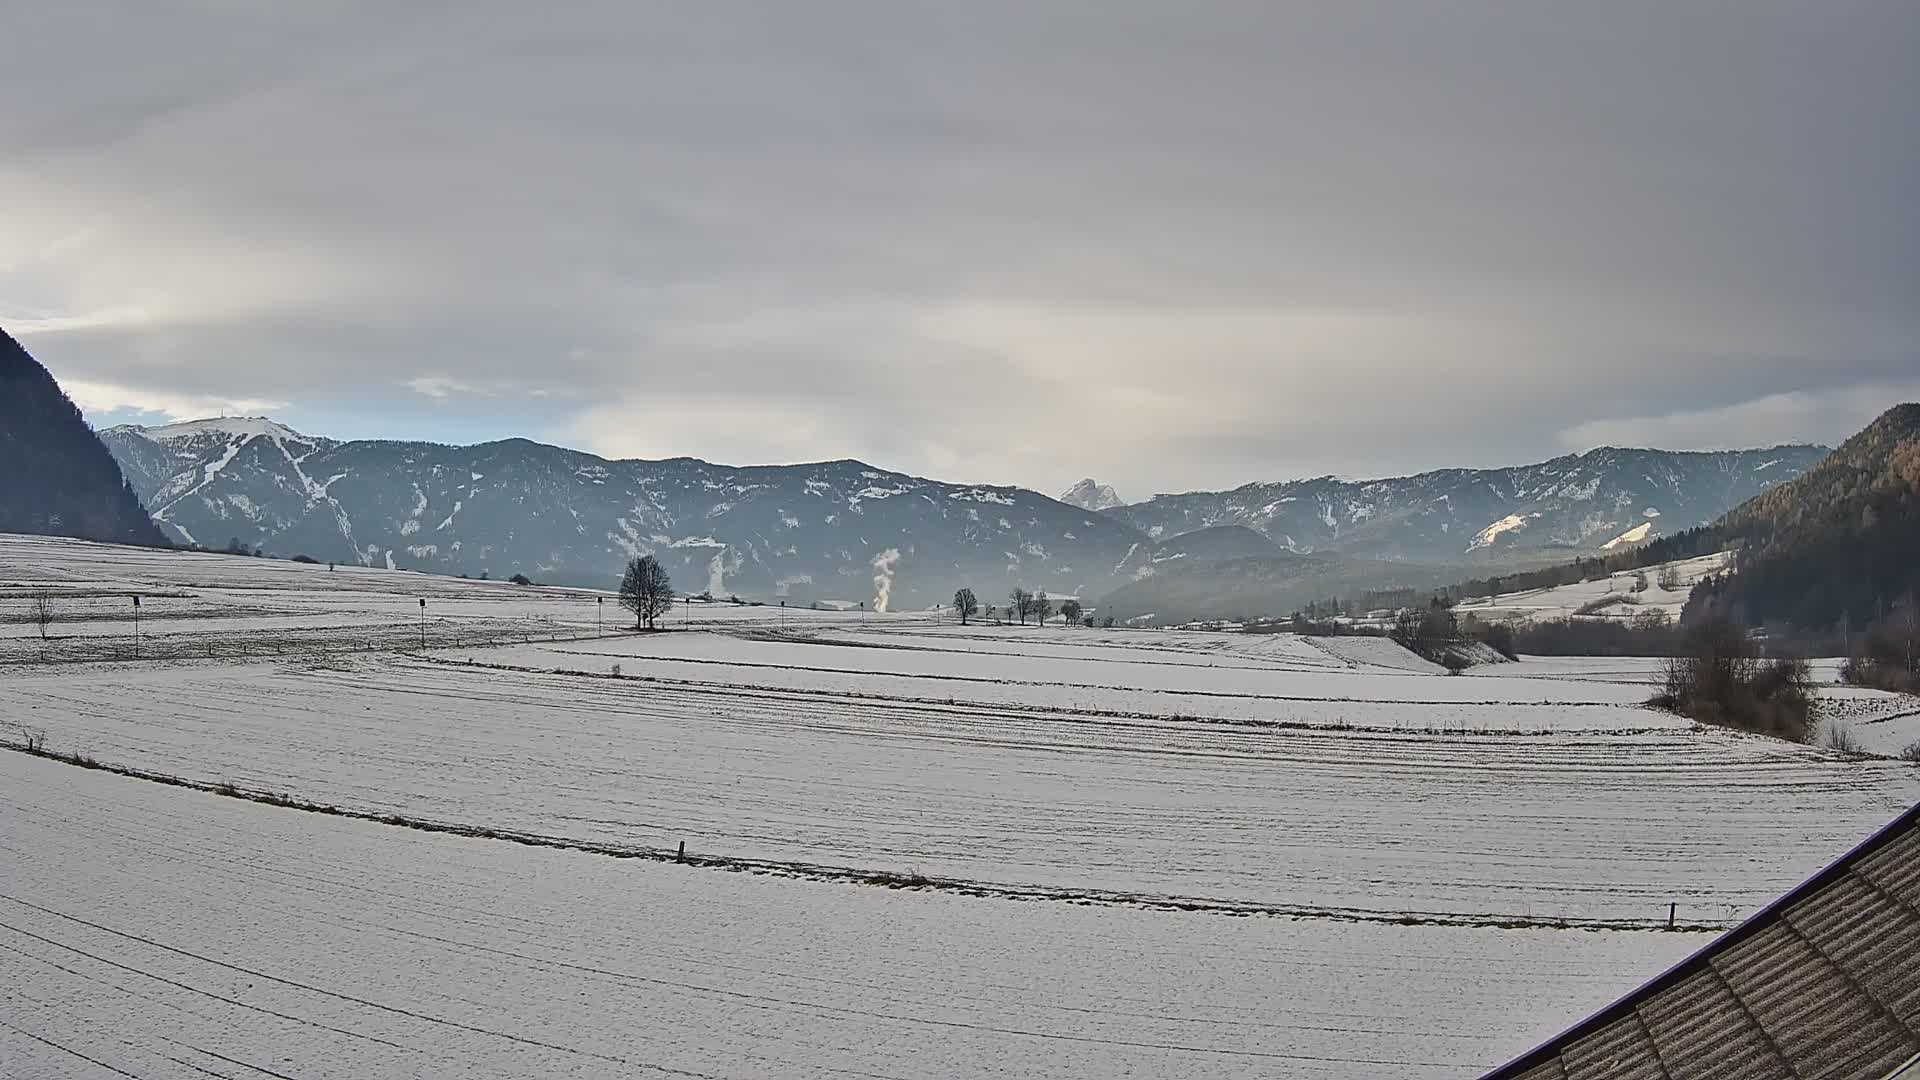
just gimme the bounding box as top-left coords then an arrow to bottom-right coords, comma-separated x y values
4,1 -> 1914,495
1560,381 -> 1920,455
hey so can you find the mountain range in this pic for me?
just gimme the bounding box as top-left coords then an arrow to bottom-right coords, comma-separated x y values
96,415 -> 1826,616
99,418 -> 1144,611
1108,445 -> 1827,563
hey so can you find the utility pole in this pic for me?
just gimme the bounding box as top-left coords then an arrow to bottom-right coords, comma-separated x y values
418,597 -> 426,649
131,594 -> 140,658
597,595 -> 603,637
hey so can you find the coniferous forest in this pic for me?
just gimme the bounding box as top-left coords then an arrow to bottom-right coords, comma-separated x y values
0,327 -> 168,547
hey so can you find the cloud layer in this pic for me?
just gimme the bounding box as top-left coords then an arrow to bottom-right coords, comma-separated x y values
5,2 -> 1915,494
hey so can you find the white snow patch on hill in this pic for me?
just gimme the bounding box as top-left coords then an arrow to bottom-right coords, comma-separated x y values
1602,522 -> 1654,549
141,416 -> 306,443
1468,513 -> 1533,551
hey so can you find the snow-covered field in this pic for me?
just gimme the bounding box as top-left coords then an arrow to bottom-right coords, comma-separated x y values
3,533 -> 1917,1077
1454,551 -> 1732,624
0,751 -> 1696,1079
0,533 -> 898,662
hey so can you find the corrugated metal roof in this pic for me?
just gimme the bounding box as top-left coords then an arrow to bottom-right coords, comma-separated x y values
1486,803 -> 1920,1080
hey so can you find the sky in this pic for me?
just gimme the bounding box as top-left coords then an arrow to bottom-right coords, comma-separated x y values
4,2 -> 1916,499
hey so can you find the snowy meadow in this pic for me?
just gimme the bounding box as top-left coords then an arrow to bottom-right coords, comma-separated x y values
4,534 -> 1918,1078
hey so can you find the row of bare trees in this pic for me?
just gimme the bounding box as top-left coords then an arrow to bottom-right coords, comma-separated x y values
952,587 -> 1086,626
1841,592 -> 1920,693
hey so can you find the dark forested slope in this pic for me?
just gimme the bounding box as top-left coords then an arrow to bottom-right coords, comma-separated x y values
1682,404 -> 1920,629
0,328 -> 167,546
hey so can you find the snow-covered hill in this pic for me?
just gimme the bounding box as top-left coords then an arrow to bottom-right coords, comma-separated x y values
1454,551 -> 1734,625
100,419 -> 1144,609
1106,446 -> 1827,564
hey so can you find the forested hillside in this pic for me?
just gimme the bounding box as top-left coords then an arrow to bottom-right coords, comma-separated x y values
1682,404 -> 1920,630
0,328 -> 168,547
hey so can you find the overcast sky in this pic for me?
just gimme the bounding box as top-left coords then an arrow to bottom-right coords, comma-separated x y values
4,2 -> 1915,498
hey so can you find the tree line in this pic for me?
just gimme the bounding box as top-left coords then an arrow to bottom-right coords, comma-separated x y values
952,586 -> 1101,627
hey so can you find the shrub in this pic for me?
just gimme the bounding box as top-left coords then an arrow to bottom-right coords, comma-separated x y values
1479,622 -> 1519,661
290,554 -> 320,564
1838,598 -> 1920,693
509,573 -> 533,586
1576,595 -> 1636,616
1821,722 -> 1863,754
1899,741 -> 1920,763
1440,652 -> 1471,675
1651,618 -> 1815,742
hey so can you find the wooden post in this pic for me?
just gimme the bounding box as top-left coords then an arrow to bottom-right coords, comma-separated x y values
1668,902 -> 1676,929
676,840 -> 686,863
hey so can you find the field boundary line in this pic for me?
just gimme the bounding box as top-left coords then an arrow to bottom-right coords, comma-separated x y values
1,738 -> 1725,934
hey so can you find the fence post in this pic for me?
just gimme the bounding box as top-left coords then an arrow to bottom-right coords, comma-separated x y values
677,840 -> 686,863
1668,902 -> 1676,929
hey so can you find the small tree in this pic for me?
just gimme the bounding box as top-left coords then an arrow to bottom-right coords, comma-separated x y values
1657,566 -> 1682,592
1632,570 -> 1649,593
1009,587 -> 1031,626
1060,599 -> 1083,626
1032,590 -> 1053,626
953,588 -> 979,625
619,556 -> 675,630
31,589 -> 53,640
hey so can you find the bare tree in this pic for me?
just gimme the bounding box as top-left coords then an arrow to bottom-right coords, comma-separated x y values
1060,599 -> 1083,626
953,588 -> 979,626
1032,590 -> 1054,626
31,589 -> 53,640
1009,587 -> 1030,626
1894,592 -> 1920,680
619,556 -> 675,630
1657,566 -> 1682,592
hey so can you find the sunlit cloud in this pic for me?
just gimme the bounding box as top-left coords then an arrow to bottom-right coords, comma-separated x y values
60,379 -> 287,423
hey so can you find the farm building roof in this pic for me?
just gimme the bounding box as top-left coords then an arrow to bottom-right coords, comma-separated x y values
1485,801 -> 1920,1080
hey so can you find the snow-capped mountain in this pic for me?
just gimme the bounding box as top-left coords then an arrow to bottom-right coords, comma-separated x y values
1104,446 -> 1829,564
98,417 -> 1830,612
99,419 -> 1145,609
1060,478 -> 1124,512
